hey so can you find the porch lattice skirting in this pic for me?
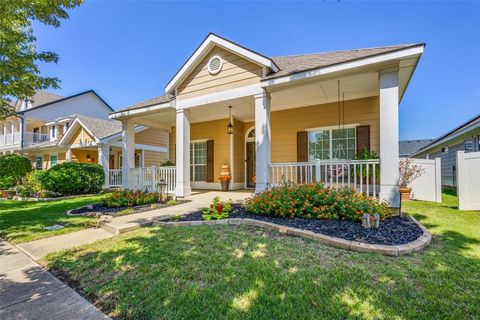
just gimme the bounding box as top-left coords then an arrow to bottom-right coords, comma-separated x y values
153,216 -> 431,256
270,159 -> 380,197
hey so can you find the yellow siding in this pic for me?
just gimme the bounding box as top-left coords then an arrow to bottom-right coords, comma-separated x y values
177,46 -> 263,100
144,150 -> 168,167
72,149 -> 97,163
69,127 -> 95,145
135,128 -> 169,147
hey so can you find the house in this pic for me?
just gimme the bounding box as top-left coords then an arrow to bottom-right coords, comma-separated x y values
399,139 -> 435,157
412,114 -> 480,188
0,90 -> 169,187
110,33 -> 425,207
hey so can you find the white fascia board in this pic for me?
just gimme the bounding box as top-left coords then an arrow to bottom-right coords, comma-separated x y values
108,141 -> 168,153
177,83 -> 263,109
411,121 -> 480,157
261,45 -> 425,88
109,102 -> 173,119
165,34 -> 278,93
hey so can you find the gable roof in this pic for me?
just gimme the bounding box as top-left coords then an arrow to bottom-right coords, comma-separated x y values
117,93 -> 173,113
267,44 -> 422,79
399,139 -> 435,157
16,90 -> 113,114
14,91 -> 64,111
165,33 -> 279,93
58,114 -> 122,146
412,114 -> 480,155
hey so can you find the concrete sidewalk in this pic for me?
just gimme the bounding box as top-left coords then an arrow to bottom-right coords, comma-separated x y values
0,239 -> 109,320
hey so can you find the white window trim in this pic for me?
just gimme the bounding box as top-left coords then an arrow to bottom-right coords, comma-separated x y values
49,153 -> 58,168
306,124 -> 358,161
35,155 -> 43,170
190,140 -> 208,182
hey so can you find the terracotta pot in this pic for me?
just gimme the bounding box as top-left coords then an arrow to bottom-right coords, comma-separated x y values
1,190 -> 6,199
220,180 -> 230,192
399,187 -> 412,201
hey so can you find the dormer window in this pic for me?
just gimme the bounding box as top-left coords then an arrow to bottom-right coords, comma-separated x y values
50,125 -> 57,140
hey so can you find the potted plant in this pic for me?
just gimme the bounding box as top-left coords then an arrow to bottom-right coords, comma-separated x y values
218,175 -> 231,191
398,158 -> 424,201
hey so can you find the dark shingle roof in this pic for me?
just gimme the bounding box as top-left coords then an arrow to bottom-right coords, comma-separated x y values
116,43 -> 422,113
119,94 -> 173,112
75,114 -> 122,140
399,139 -> 436,157
268,44 -> 420,79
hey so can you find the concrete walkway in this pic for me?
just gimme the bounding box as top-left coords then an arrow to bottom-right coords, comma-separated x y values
0,239 -> 109,320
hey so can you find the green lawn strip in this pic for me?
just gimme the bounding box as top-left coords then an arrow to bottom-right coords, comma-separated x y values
0,195 -> 105,244
42,193 -> 480,319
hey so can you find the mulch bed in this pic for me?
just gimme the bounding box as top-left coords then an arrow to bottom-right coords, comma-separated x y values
172,205 -> 423,245
68,200 -> 189,217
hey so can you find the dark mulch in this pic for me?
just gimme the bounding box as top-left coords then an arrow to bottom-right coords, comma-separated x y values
172,205 -> 423,245
68,200 -> 188,217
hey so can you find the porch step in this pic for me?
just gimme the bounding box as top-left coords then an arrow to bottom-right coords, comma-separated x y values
100,219 -> 154,235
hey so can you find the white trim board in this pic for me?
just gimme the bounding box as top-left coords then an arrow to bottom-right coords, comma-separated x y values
108,142 -> 168,153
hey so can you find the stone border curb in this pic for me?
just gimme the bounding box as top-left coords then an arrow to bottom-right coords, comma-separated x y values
153,217 -> 432,256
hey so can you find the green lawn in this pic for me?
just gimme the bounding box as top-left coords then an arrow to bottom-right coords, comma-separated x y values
43,191 -> 480,319
0,195 -> 105,244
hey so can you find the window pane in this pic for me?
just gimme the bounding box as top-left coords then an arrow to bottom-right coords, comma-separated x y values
331,128 -> 356,159
190,141 -> 208,181
308,130 -> 329,160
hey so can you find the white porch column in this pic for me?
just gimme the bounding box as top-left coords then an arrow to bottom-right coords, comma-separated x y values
379,70 -> 400,207
66,148 -> 72,162
98,143 -> 110,188
254,90 -> 271,193
121,120 -> 135,189
175,108 -> 191,197
19,115 -> 26,148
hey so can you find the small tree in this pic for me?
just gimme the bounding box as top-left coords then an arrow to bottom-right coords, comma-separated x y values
399,158 -> 424,189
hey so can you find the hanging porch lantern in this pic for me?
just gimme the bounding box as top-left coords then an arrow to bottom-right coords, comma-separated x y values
227,106 -> 234,135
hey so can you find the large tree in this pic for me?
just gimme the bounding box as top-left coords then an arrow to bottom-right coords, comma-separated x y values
0,0 -> 82,119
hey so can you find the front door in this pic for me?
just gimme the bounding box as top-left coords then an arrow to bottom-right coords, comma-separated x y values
246,141 -> 256,188
109,154 -> 115,169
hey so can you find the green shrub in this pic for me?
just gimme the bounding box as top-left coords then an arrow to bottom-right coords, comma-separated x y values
160,160 -> 175,167
202,196 -> 232,220
39,162 -> 104,196
102,190 -> 159,208
246,183 -> 394,221
0,154 -> 32,188
15,171 -> 43,197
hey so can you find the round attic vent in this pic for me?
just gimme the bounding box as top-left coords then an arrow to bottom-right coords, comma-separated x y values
208,55 -> 223,75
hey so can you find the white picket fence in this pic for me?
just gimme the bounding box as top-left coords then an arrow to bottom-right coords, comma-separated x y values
409,158 -> 442,203
456,151 -> 480,210
109,169 -> 122,188
128,166 -> 176,193
269,159 -> 380,197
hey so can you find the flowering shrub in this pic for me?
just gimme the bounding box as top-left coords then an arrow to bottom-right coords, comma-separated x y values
246,183 -> 394,221
399,158 -> 425,188
202,196 -> 232,220
102,190 -> 159,208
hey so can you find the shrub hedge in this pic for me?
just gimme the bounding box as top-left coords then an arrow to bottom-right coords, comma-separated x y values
246,183 -> 394,221
102,190 -> 159,208
0,154 -> 32,189
39,162 -> 104,196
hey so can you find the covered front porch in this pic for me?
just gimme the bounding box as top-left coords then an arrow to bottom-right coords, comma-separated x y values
115,68 -> 402,206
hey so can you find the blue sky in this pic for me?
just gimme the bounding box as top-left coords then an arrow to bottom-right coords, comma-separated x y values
33,1 -> 480,140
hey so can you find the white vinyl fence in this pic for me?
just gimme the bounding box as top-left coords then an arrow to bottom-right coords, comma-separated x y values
109,169 -> 122,188
456,151 -> 480,210
409,158 -> 442,203
269,159 -> 380,197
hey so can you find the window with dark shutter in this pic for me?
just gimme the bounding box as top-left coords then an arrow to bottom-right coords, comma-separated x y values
356,125 -> 370,153
206,140 -> 214,182
297,131 -> 308,162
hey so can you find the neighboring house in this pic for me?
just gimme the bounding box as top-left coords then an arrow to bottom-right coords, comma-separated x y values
412,114 -> 480,188
110,33 -> 425,207
399,139 -> 435,157
0,90 -> 169,187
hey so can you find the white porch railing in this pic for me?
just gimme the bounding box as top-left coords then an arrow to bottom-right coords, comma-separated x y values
109,169 -> 122,188
129,166 -> 176,193
25,132 -> 49,146
269,159 -> 380,197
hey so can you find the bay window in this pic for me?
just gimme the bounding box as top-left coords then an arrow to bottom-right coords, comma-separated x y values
308,126 -> 356,160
